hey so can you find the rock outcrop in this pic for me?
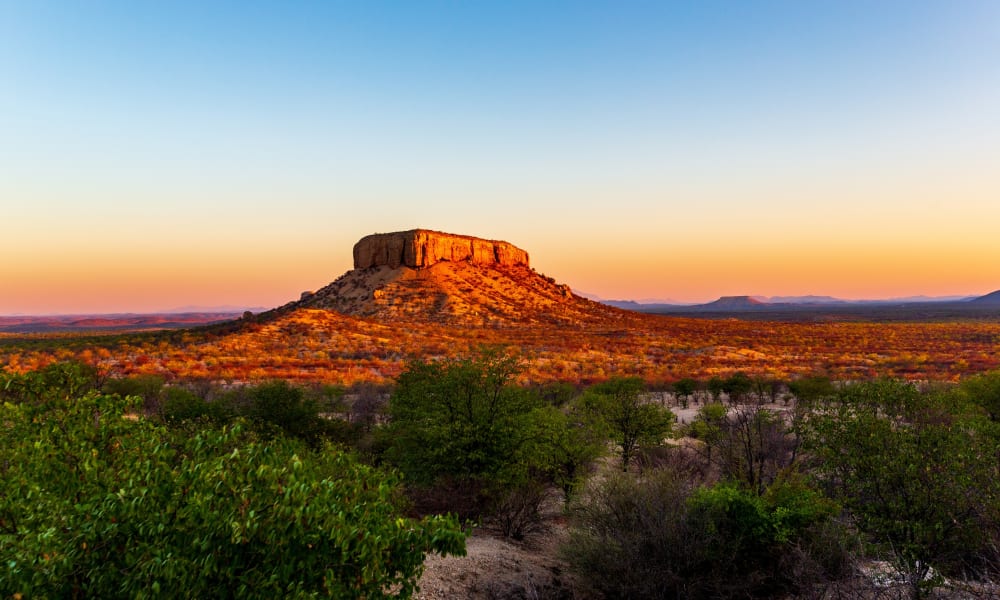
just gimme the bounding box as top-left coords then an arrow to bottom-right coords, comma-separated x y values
280,227 -> 626,327
353,229 -> 530,270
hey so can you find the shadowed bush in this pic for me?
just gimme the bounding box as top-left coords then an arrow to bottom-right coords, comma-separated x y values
563,467 -> 850,599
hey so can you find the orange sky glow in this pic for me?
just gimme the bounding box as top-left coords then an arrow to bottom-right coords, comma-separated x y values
2,2 -> 998,313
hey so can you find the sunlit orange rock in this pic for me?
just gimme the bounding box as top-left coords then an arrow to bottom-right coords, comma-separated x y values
353,229 -> 529,269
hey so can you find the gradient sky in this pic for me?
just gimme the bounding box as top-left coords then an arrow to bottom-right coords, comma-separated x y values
2,1 -> 999,313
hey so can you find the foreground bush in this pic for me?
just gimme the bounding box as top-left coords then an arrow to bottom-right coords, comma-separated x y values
0,381 -> 465,598
800,379 -> 1000,596
563,469 -> 849,599
384,351 -> 556,520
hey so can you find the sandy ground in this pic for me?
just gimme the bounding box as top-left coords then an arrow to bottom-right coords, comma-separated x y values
415,524 -> 593,600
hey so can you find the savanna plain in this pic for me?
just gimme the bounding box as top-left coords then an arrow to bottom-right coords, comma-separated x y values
4,230 -> 1000,599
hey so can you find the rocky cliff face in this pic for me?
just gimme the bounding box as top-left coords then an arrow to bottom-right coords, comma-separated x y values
353,229 -> 530,269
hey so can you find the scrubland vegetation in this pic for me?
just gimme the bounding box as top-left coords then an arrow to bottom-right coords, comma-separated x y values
0,363 -> 464,599
5,354 -> 1000,598
3,308 -> 1000,385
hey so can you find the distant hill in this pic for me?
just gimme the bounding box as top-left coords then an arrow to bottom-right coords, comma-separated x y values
604,293 -> 984,314
601,299 -> 645,310
0,312 -> 242,334
766,295 -> 846,305
970,290 -> 1000,305
694,296 -> 769,311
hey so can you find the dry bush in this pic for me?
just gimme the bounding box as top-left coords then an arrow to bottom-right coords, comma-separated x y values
489,482 -> 555,541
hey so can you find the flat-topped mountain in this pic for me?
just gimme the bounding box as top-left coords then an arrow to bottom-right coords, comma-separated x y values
353,229 -> 529,269
291,229 -> 624,326
695,296 -> 768,311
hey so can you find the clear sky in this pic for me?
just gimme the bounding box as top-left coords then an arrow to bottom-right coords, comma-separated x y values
2,1 -> 999,313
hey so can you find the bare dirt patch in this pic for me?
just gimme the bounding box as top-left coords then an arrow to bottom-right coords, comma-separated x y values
416,523 -> 594,600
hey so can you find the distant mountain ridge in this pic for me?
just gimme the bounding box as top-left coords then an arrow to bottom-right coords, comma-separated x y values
970,290 -> 1000,305
766,295 -> 846,305
600,292 -> 986,312
0,312 -> 243,334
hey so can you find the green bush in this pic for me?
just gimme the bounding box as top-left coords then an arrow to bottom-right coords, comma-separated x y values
161,385 -> 233,424
581,377 -> 674,470
564,469 -> 696,599
564,468 -> 845,599
104,374 -> 166,408
242,380 -> 327,443
959,369 -> 1000,422
0,387 -> 464,598
0,361 -> 99,405
534,403 -> 605,501
383,351 -> 543,514
788,375 -> 836,404
382,350 -> 607,530
689,403 -> 798,494
800,379 -> 1000,593
722,372 -> 753,404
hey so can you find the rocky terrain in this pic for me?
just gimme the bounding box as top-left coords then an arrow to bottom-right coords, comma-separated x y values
294,229 -> 623,326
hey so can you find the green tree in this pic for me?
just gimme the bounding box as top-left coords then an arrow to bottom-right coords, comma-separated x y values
674,377 -> 698,408
694,404 -> 798,495
788,376 -> 836,405
722,372 -> 753,405
383,350 -> 547,512
688,402 -> 728,464
707,376 -> 725,402
242,380 -> 328,445
0,377 -> 464,598
799,379 -> 999,598
536,403 -> 606,501
959,370 -> 1000,422
583,377 -> 674,470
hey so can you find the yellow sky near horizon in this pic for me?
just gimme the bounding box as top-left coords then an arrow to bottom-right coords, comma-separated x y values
3,210 -> 998,313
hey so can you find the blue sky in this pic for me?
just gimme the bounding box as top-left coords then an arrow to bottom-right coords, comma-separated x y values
2,1 -> 999,312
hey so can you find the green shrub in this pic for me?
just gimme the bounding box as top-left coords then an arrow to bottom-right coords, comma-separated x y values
564,469 -> 696,599
959,369 -> 1000,422
0,388 -> 464,598
581,377 -> 674,471
104,374 -> 166,408
800,379 -> 1000,593
564,468 -> 846,599
160,385 -> 233,424
384,351 -> 548,516
0,361 -> 98,404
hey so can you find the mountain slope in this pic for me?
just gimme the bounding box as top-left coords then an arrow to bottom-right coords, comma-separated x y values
295,261 -> 625,325
970,290 -> 1000,305
285,229 -> 630,326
